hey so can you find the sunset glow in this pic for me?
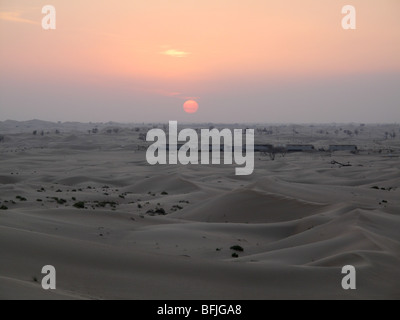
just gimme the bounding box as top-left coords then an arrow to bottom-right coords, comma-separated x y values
0,0 -> 399,122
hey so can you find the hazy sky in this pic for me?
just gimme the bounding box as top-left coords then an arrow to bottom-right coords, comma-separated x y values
1,0 -> 399,123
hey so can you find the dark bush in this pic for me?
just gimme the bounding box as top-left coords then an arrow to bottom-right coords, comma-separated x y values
73,202 -> 85,209
230,245 -> 244,252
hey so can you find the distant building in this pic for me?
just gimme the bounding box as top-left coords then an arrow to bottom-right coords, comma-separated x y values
166,144 -> 233,152
329,145 -> 358,152
253,144 -> 273,152
286,144 -> 315,152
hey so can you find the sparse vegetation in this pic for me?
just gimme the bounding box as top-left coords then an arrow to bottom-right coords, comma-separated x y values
95,201 -> 118,209
371,185 -> 395,191
170,205 -> 183,212
146,207 -> 166,215
52,197 -> 66,205
16,196 -> 27,201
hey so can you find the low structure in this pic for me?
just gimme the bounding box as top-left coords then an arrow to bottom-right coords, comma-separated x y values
253,144 -> 273,152
286,144 -> 315,152
329,145 -> 358,152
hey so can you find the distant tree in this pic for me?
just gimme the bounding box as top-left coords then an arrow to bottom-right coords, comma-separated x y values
33,130 -> 37,135
344,130 -> 353,136
268,146 -> 286,160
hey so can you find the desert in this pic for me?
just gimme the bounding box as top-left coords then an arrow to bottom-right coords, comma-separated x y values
1,120 -> 399,299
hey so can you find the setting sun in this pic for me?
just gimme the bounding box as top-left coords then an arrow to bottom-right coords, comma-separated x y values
183,100 -> 199,114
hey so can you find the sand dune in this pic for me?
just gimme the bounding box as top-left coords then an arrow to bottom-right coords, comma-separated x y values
171,189 -> 326,223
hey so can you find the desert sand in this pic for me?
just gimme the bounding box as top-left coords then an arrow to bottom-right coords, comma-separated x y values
1,120 -> 400,299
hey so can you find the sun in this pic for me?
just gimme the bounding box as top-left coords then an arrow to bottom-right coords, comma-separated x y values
183,100 -> 199,114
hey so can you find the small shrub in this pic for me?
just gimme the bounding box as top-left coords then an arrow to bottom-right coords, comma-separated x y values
161,191 -> 168,195
0,205 -> 8,210
96,201 -> 117,208
230,245 -> 244,252
16,196 -> 27,201
73,202 -> 85,209
232,253 -> 239,258
52,197 -> 66,205
146,208 -> 166,215
371,186 -> 379,190
154,208 -> 166,215
170,205 -> 183,212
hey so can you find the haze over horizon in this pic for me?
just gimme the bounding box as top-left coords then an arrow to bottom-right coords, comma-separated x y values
1,0 -> 399,123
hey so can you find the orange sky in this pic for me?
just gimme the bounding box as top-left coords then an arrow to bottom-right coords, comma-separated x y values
1,0 -> 400,122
